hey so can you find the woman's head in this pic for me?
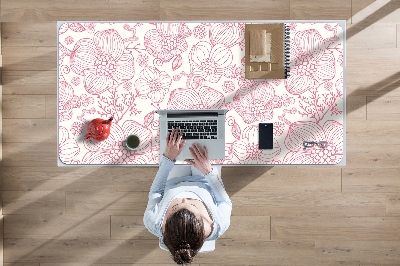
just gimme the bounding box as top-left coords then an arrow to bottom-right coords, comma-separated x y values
163,208 -> 206,264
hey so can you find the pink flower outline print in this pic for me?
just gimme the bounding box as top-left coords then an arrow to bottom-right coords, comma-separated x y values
71,76 -> 80,86
59,23 -> 86,35
135,66 -> 172,103
227,116 -> 241,140
59,81 -> 74,122
226,82 -> 275,124
70,122 -> 85,136
274,122 -> 286,136
210,23 -> 242,48
59,81 -> 94,122
167,87 -> 225,110
59,126 -> 80,164
189,41 -> 233,83
65,36 -> 74,45
58,22 -> 344,165
226,125 -> 281,164
137,53 -> 149,68
70,29 -> 135,95
286,29 -> 336,95
283,120 -> 343,164
194,24 -> 207,39
222,80 -> 236,93
144,23 -> 191,66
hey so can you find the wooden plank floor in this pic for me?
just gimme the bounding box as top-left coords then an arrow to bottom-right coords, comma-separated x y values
1,0 -> 400,265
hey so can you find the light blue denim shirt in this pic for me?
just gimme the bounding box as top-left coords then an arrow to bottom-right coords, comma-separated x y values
144,155 -> 232,241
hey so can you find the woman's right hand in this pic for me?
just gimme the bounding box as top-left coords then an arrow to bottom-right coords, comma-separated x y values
184,144 -> 212,175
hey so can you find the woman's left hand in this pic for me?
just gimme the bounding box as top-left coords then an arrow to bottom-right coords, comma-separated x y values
164,127 -> 186,161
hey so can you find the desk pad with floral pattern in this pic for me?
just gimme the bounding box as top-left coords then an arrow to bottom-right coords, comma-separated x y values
58,22 -> 344,165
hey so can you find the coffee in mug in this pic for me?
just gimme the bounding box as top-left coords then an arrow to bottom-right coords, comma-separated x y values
126,134 -> 140,150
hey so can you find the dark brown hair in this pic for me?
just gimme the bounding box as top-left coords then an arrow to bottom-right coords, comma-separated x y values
163,208 -> 206,264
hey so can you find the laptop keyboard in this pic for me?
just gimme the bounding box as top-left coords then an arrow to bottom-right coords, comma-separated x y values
168,120 -> 218,139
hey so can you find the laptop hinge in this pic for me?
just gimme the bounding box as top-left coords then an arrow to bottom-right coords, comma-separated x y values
167,112 -> 219,118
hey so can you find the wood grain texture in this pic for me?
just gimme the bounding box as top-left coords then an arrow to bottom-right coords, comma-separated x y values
2,142 -> 57,167
4,263 -> 39,266
41,264 -> 198,266
2,70 -> 57,95
160,0 -> 290,20
1,23 -> 56,46
346,143 -> 400,168
272,216 -> 400,240
351,0 -> 376,24
346,96 -> 366,119
346,120 -> 400,145
343,168 -> 400,193
386,194 -> 400,216
347,23 -> 397,49
2,191 -> 65,215
346,49 -> 400,97
0,21 -> 2,53
4,238 -> 316,264
197,239 -> 316,265
45,95 -> 56,118
351,0 -> 400,25
349,0 -> 400,46
3,95 -> 46,118
110,215 -> 271,241
398,24 -> 400,48
2,166 -> 156,192
3,239 -> 163,264
223,166 -> 341,193
316,240 -> 400,264
0,22 -> 3,266
367,96 -> 400,120
222,216 -> 270,240
1,0 -> 400,265
231,192 -> 386,217
66,192 -> 148,216
111,216 -> 153,240
2,119 -> 56,143
290,0 -> 351,20
2,47 -> 56,71
0,216 -> 3,266
0,0 -> 160,22
4,214 -> 110,239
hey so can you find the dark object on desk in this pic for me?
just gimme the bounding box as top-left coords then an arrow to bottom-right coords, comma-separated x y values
259,123 -> 273,149
126,134 -> 140,150
303,141 -> 328,150
245,23 -> 290,79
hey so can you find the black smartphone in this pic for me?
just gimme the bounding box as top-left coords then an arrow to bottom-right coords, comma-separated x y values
259,123 -> 273,149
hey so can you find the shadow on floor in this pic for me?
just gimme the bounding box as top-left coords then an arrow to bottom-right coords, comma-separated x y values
347,71 -> 400,101
347,0 -> 400,40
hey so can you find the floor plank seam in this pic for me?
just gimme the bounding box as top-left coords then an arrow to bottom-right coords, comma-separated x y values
270,216 -> 272,241
3,1 -> 400,265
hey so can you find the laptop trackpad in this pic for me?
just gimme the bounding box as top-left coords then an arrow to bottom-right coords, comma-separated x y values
180,140 -> 222,160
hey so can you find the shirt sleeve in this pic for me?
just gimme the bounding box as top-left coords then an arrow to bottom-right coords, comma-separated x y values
205,167 -> 232,238
143,155 -> 175,237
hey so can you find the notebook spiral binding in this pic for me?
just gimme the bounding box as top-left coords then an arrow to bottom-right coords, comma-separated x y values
284,24 -> 291,79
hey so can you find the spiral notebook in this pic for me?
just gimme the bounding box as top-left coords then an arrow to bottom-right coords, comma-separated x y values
245,23 -> 290,79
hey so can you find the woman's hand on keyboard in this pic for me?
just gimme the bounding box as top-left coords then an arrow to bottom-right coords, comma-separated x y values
185,144 -> 212,175
164,127 -> 186,161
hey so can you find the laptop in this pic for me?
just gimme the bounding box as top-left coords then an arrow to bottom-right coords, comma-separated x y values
156,109 -> 228,160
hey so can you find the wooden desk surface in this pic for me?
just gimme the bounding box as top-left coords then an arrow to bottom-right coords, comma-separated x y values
58,21 -> 345,165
